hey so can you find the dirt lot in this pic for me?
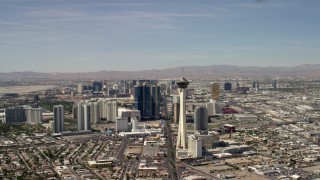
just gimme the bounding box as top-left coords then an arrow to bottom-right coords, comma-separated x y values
0,85 -> 55,94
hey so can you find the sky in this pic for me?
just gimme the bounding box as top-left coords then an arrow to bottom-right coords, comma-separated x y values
0,0 -> 320,72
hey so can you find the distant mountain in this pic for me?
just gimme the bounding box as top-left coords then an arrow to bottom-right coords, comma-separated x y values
0,64 -> 319,80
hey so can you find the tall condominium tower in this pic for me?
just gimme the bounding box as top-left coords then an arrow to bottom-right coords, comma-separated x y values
97,99 -> 117,122
176,77 -> 189,149
88,102 -> 100,124
194,106 -> 208,131
53,105 -> 64,133
4,106 -> 42,124
107,101 -> 117,122
77,102 -> 84,131
83,104 -> 91,130
77,102 -> 91,131
206,101 -> 223,116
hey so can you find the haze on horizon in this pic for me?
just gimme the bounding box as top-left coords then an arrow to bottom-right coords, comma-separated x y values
0,0 -> 320,73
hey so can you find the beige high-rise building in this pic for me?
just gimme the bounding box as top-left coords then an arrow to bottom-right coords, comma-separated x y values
172,95 -> 180,124
210,83 -> 220,100
77,84 -> 84,94
107,101 -> 117,122
173,103 -> 180,124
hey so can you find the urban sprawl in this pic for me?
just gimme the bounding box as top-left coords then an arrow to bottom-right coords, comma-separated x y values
0,77 -> 320,180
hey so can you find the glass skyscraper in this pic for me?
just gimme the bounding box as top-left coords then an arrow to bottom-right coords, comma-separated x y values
134,83 -> 161,120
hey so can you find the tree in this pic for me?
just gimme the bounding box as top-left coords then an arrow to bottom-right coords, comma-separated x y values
5,158 -> 11,164
2,168 -> 8,176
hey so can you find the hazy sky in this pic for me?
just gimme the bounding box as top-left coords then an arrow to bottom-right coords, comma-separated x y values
0,0 -> 320,72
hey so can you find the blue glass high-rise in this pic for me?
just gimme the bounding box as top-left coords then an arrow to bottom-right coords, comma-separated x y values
224,82 -> 232,91
134,83 -> 160,120
92,81 -> 103,92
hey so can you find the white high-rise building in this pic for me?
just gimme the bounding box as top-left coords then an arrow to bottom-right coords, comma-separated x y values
118,108 -> 140,121
176,77 -> 189,150
107,101 -> 117,122
188,135 -> 202,158
195,131 -> 220,149
131,117 -> 139,131
98,99 -> 107,119
25,107 -> 42,124
77,102 -> 84,131
88,102 -> 100,124
97,99 -> 118,122
113,84 -> 119,90
77,84 -> 84,94
116,117 -> 129,132
77,101 -> 95,131
206,101 -> 222,116
206,102 -> 214,116
53,105 -> 64,133
76,99 -> 118,130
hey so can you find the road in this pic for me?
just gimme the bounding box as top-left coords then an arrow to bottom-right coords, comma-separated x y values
94,143 -> 107,160
80,163 -> 104,180
36,147 -> 62,180
16,150 -> 32,171
164,120 -> 179,180
70,143 -> 87,164
66,165 -> 81,180
0,141 -> 57,149
117,137 -> 129,180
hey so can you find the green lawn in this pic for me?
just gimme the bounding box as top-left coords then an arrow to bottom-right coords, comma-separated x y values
39,100 -> 74,112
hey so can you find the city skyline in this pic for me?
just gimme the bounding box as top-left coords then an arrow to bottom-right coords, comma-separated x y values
1,0 -> 320,72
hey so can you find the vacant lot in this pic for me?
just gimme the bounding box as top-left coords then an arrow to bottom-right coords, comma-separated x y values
0,85 -> 55,94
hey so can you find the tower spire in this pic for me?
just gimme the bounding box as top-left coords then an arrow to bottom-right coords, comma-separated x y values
182,67 -> 184,77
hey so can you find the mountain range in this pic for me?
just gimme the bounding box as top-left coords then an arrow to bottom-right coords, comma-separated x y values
0,64 -> 319,80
